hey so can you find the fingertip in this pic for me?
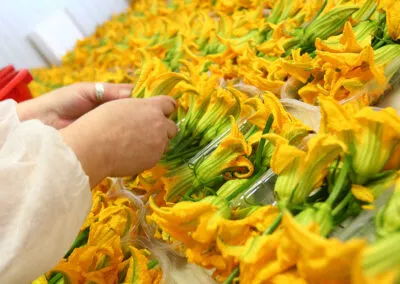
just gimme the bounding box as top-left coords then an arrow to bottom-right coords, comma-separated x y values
149,95 -> 177,116
166,119 -> 179,139
155,95 -> 177,105
119,88 -> 133,98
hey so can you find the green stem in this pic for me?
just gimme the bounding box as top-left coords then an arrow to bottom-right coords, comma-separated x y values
328,158 -> 341,190
224,212 -> 283,284
332,191 -> 353,217
255,115 -> 274,171
326,155 -> 351,206
147,259 -> 159,270
48,273 -> 63,284
263,212 -> 283,236
222,267 -> 239,284
225,167 -> 267,201
64,227 -> 90,259
169,136 -> 198,156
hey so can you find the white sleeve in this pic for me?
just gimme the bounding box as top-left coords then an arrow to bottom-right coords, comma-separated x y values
0,100 -> 91,283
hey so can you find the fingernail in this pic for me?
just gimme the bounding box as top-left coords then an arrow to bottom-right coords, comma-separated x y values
119,88 -> 132,98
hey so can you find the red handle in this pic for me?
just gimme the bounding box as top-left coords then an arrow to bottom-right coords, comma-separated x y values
0,65 -> 15,79
0,67 -> 33,102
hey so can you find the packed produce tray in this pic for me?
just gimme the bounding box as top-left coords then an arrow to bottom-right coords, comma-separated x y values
29,1 -> 400,283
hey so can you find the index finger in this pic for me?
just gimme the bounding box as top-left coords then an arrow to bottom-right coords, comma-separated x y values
79,83 -> 134,103
148,96 -> 177,117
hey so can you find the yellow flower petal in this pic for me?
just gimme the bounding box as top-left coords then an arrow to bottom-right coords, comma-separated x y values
283,214 -> 366,282
298,83 -> 321,105
269,270 -> 308,284
362,204 -> 375,210
385,144 -> 400,170
386,0 -> 400,40
353,107 -> 400,182
268,134 -> 346,204
149,196 -> 230,247
245,97 -> 268,129
318,95 -> 359,142
32,275 -> 48,284
123,246 -> 153,284
352,184 -> 375,203
195,116 -> 252,182
266,134 -> 305,175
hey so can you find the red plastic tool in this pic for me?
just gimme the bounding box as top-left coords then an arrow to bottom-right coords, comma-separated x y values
0,65 -> 33,102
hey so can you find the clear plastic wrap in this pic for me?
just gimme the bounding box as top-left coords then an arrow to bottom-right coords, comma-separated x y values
106,178 -> 176,284
281,98 -> 321,131
109,178 -> 217,284
229,169 -> 276,207
188,119 -> 252,166
330,188 -> 394,243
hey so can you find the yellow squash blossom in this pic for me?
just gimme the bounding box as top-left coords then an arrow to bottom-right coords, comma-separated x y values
149,196 -> 234,276
195,87 -> 247,144
162,164 -> 196,202
217,227 -> 287,283
298,82 -> 324,105
219,211 -> 365,283
319,95 -> 400,184
127,164 -> 167,196
195,116 -> 253,182
264,92 -> 312,143
267,133 -> 347,205
281,49 -> 314,84
163,115 -> 253,202
87,201 -> 136,243
240,56 -> 287,95
149,196 -> 230,247
245,92 -> 312,150
217,205 -> 280,247
315,21 -> 371,53
238,232 -> 288,283
386,0 -> 400,40
244,96 -> 268,129
145,72 -> 190,98
121,246 -> 155,284
215,207 -> 286,283
316,45 -> 386,86
186,244 -> 236,280
283,214 -> 366,283
181,75 -> 219,131
130,51 -> 168,98
51,233 -> 124,283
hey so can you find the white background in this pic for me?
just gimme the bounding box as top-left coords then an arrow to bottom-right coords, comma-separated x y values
0,0 -> 129,69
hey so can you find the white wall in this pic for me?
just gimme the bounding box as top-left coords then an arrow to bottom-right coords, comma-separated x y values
0,0 -> 129,69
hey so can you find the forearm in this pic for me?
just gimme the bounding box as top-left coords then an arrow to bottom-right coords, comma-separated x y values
16,96 -> 108,186
16,96 -> 58,125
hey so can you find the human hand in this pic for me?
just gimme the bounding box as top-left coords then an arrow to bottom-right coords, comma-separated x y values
17,83 -> 133,129
60,96 -> 178,187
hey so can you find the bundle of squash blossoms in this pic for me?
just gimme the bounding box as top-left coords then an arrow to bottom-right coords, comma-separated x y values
30,0 -> 400,283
